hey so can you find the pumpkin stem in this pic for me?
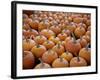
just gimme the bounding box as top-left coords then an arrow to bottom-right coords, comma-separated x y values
39,58 -> 44,67
46,40 -> 49,44
71,32 -> 76,43
86,43 -> 89,50
60,57 -> 63,62
36,44 -> 40,48
65,51 -> 69,54
57,43 -> 61,48
77,56 -> 80,62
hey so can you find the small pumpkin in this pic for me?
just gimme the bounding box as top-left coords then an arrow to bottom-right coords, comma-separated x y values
79,44 -> 91,65
57,33 -> 67,41
43,40 -> 55,49
34,35 -> 47,45
31,45 -> 46,58
73,17 -> 83,24
40,29 -> 55,39
49,36 -> 60,44
29,19 -> 39,30
23,51 -> 35,69
52,57 -> 69,68
65,33 -> 81,56
77,37 -> 87,48
35,58 -> 51,69
23,38 -> 36,51
70,56 -> 87,67
60,51 -> 73,62
66,22 -> 76,32
38,20 -> 50,31
74,26 -> 86,38
52,43 -> 65,56
42,50 -> 58,64
50,25 -> 61,35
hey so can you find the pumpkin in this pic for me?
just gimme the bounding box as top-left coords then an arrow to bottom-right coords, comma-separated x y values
29,19 -> 39,30
38,20 -> 50,31
70,56 -> 87,67
60,51 -> 73,62
43,40 -> 55,49
65,33 -> 81,56
35,58 -> 51,69
23,51 -> 35,69
49,36 -> 60,44
57,33 -> 67,41
42,50 -> 58,64
34,35 -> 47,45
52,57 -> 69,68
79,44 -> 91,65
73,17 -> 83,24
31,45 -> 46,58
74,26 -> 86,38
66,22 -> 76,32
52,43 -> 65,56
77,37 -> 87,48
40,29 -> 55,39
50,25 -> 61,35
23,38 -> 36,51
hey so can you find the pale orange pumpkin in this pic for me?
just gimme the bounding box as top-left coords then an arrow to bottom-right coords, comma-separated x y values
35,58 -> 51,69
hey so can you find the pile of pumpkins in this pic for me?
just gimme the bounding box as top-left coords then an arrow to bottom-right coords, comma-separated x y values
23,11 -> 91,69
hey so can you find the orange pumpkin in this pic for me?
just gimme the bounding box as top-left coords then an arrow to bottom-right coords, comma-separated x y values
57,33 -> 67,41
70,56 -> 87,67
65,33 -> 81,56
79,44 -> 91,65
74,26 -> 86,38
23,23 -> 30,30
50,25 -> 61,35
34,35 -> 47,45
73,17 -> 83,24
60,51 -> 73,62
52,43 -> 65,56
42,50 -> 58,64
23,39 -> 36,51
31,45 -> 46,58
38,20 -> 50,31
82,35 -> 90,43
52,57 -> 69,68
43,40 -> 55,49
29,19 -> 39,30
66,22 -> 76,32
49,36 -> 60,44
40,29 -> 55,39
23,51 -> 35,69
77,37 -> 87,48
